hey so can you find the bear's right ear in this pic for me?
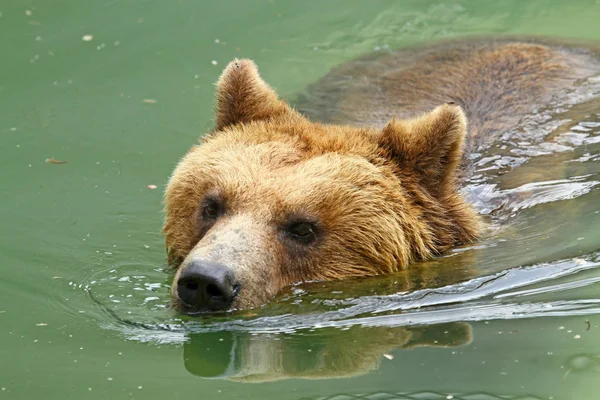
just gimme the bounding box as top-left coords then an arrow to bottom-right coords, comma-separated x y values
214,59 -> 293,130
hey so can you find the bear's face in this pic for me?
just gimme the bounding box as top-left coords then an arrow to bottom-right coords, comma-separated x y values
164,59 -> 480,314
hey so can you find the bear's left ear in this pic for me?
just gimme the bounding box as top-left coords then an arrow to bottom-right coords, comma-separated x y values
379,104 -> 467,196
214,59 -> 294,130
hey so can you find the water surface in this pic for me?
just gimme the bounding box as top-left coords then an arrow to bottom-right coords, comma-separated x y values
2,1 -> 600,399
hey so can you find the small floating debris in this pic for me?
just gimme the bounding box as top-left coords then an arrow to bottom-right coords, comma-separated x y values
82,34 -> 93,42
142,99 -> 157,104
46,158 -> 67,164
142,296 -> 159,304
146,184 -> 157,189
211,60 -> 218,65
25,9 -> 33,16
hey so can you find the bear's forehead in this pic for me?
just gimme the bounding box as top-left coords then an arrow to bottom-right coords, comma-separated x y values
199,120 -> 382,160
173,134 -> 395,212
188,136 -> 386,184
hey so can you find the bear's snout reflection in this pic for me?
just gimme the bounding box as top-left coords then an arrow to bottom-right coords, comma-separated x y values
183,323 -> 472,382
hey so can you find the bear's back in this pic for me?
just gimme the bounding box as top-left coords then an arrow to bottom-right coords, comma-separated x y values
297,37 -> 600,153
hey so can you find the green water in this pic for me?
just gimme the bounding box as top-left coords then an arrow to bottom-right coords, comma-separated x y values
2,1 -> 600,399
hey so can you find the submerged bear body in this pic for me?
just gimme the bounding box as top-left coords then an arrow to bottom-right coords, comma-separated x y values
300,38 -> 600,149
164,38 -> 600,314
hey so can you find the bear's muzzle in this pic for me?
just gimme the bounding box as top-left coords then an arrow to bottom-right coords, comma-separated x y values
176,260 -> 241,313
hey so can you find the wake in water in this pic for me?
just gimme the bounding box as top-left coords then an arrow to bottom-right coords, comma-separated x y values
110,251 -> 600,343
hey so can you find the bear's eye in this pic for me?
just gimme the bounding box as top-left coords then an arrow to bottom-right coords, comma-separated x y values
201,197 -> 223,221
285,221 -> 319,245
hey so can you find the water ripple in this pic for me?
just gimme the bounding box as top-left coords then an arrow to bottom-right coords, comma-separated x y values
104,252 -> 600,343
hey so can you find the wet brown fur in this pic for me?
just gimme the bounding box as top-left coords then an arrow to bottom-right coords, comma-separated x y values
164,39 -> 600,311
299,38 -> 600,151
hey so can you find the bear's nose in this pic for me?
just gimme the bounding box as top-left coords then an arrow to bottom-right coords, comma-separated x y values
176,261 -> 241,312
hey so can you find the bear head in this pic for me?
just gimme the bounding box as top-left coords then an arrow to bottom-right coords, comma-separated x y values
163,59 -> 480,314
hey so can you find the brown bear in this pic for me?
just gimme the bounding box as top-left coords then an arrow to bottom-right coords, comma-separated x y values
164,38 -> 600,314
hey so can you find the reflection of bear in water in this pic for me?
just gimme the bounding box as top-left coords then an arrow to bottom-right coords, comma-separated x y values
184,323 -> 472,382
163,37 -> 600,314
